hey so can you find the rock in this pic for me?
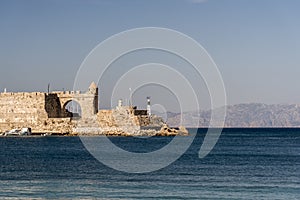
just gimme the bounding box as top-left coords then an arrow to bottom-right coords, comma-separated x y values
157,124 -> 187,136
178,126 -> 188,135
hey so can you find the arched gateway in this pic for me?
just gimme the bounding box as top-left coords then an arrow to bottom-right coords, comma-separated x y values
0,81 -> 168,135
45,82 -> 98,119
63,100 -> 82,119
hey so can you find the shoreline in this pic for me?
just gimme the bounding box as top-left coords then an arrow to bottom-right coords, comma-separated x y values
1,127 -> 300,138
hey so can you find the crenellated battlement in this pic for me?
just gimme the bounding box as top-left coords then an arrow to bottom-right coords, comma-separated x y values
0,92 -> 45,97
51,90 -> 81,95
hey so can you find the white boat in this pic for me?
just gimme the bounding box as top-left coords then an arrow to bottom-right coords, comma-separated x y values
20,128 -> 31,135
4,128 -> 31,136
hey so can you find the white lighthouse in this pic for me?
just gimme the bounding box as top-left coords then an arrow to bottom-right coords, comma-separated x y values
147,96 -> 151,116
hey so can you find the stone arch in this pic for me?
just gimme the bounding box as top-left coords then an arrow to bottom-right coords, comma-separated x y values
62,99 -> 82,119
50,82 -> 98,119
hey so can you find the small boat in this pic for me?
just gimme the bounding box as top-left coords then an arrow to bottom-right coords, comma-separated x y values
19,128 -> 31,135
5,129 -> 20,136
4,128 -> 31,136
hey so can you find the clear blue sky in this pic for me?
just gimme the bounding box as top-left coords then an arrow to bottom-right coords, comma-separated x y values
0,0 -> 300,110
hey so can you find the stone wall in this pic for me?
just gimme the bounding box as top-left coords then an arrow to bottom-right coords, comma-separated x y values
0,91 -> 77,133
97,106 -> 152,128
0,82 -> 175,135
97,110 -> 115,127
0,82 -> 99,133
35,118 -> 75,134
94,106 -> 165,135
0,92 -> 48,132
45,93 -> 63,118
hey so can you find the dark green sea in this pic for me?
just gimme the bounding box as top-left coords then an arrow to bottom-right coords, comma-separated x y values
0,128 -> 299,199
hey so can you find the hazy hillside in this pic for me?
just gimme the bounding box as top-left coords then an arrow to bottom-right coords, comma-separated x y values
164,103 -> 300,127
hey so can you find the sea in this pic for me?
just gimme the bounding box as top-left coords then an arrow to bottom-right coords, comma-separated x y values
0,128 -> 299,199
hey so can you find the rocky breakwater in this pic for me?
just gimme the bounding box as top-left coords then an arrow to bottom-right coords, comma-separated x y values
157,124 -> 188,136
94,123 -> 189,137
73,106 -> 189,136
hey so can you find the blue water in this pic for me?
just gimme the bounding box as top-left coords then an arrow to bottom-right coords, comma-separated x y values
0,128 -> 299,199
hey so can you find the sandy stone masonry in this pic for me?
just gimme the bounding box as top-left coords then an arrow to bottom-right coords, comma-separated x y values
0,82 -> 98,134
0,82 -> 188,136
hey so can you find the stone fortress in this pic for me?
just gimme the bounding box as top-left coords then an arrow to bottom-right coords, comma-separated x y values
0,82 -> 188,136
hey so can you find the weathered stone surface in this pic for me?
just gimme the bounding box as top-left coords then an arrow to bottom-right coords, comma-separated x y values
178,125 -> 189,135
157,124 -> 188,136
0,83 -> 188,136
0,83 -> 98,134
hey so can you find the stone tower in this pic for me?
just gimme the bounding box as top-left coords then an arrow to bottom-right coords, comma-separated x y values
80,82 -> 98,118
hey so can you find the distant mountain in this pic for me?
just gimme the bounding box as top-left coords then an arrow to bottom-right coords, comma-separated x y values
164,103 -> 300,127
